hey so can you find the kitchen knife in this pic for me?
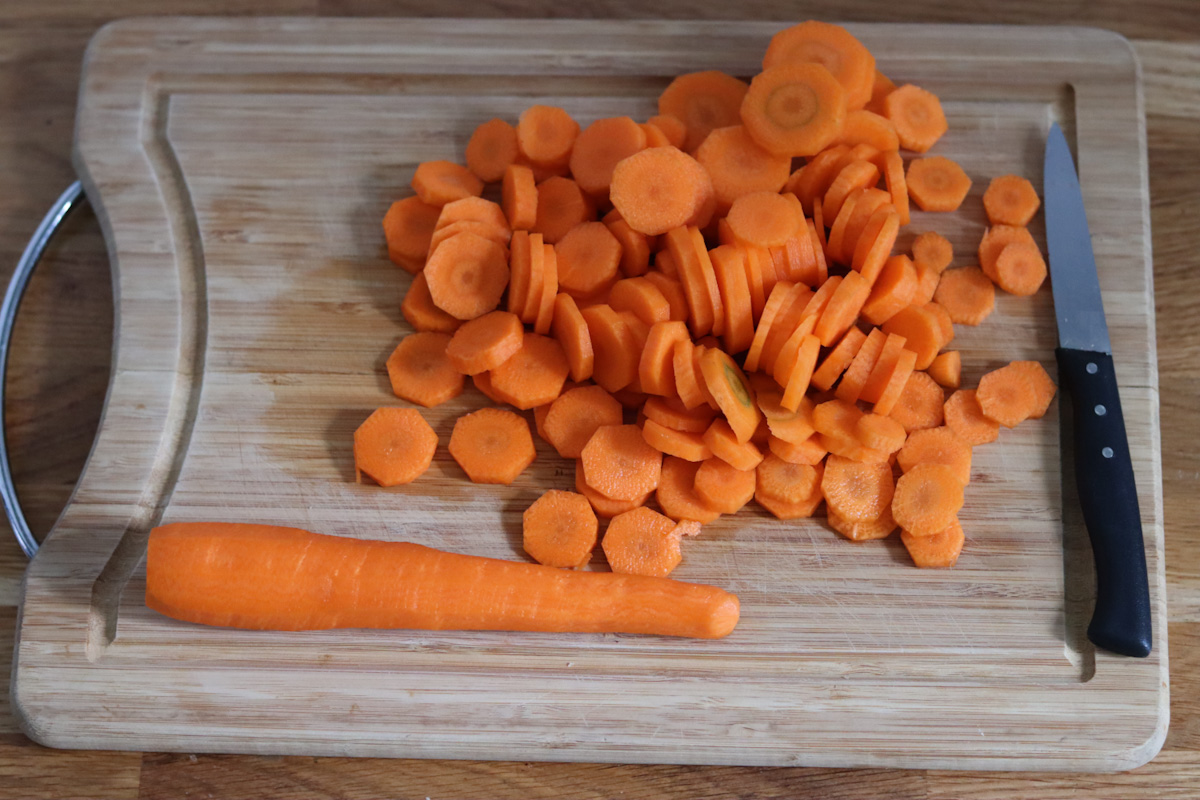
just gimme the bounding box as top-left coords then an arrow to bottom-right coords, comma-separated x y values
1045,122 -> 1152,657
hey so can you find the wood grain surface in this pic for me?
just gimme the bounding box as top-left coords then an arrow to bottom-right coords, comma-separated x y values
0,2 -> 1197,798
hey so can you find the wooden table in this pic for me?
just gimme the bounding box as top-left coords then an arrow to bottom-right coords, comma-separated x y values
1,2 -> 1197,797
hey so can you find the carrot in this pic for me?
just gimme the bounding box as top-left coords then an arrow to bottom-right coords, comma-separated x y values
401,272 -> 462,334
821,454 -> 894,522
983,174 -> 1041,227
601,507 -> 684,578
807,219 -> 829,284
633,320 -> 686,396
449,407 -> 537,485
837,109 -> 899,151
521,490 -> 599,569
857,332 -> 908,404
643,271 -> 689,323
519,156 -> 571,184
665,227 -> 716,336
726,191 -> 801,249
539,385 -> 622,459
808,327 -> 865,392
838,187 -> 891,265
888,370 -> 945,433
775,332 -> 822,411
817,432 -> 887,464
658,71 -> 750,153
993,242 -> 1048,297
147,522 -> 738,637
755,452 -> 821,504
573,459 -> 647,514
870,348 -> 917,416
614,387 -> 650,410
702,419 -> 765,471
435,195 -> 511,234
880,306 -> 940,370
698,347 -> 762,443
565,117 -> 644,196
977,224 -> 1037,282
502,164 -> 538,231
709,245 -> 755,354
911,261 -> 941,306
692,343 -> 721,411
471,371 -> 508,405
743,280 -> 795,373
943,388 -> 1000,446
769,433 -> 828,466
756,381 -> 816,442
463,118 -> 519,183
924,301 -> 955,349
444,310 -> 524,376
385,332 -> 464,408
603,214 -> 653,278
828,506 -> 897,542
411,160 -> 484,207
814,270 -> 870,346
611,277 -> 671,326
740,245 -> 768,320
618,311 -> 651,392
762,282 -> 821,374
860,254 -> 916,325
534,176 -> 595,244
1010,360 -> 1057,418
639,120 -> 670,148
883,84 -> 947,153
670,339 -> 706,409
695,125 -> 791,208
427,220 -> 510,261
835,326 -> 886,402
581,424 -> 663,501
897,426 -> 973,485
642,418 -> 713,462
901,521 -> 964,568
866,68 -> 896,112
647,114 -> 688,149
821,160 -> 881,225
879,149 -> 910,225
423,232 -> 510,321
741,62 -> 848,157
506,229 -> 532,316
693,458 -> 756,514
906,156 -> 972,212
488,332 -> 569,410
976,361 -> 1043,428
891,463 -> 964,537
550,221 -> 620,300
931,265 -> 994,327
517,105 -> 580,167
763,21 -> 875,110
549,293 -> 595,382
813,397 -> 864,441
912,231 -> 953,274
656,456 -> 722,523
580,304 -> 638,393
643,396 -> 716,435
856,412 -> 907,454
610,147 -> 713,236
787,144 -> 851,214
383,196 -> 441,272
926,350 -> 961,389
353,408 -> 438,487
756,461 -> 825,519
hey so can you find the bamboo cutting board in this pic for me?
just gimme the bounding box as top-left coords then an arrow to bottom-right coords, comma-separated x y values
11,18 -> 1167,770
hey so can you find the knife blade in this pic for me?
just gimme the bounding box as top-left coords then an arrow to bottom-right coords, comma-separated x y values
1045,122 -> 1152,657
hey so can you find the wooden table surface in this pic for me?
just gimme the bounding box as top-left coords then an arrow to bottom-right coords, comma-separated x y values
1,2 -> 1197,797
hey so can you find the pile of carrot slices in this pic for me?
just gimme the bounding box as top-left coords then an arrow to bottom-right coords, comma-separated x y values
362,19 -> 1057,575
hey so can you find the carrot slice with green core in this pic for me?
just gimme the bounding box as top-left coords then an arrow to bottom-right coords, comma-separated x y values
386,332 -> 464,408
699,348 -> 762,443
488,332 -> 569,410
582,424 -> 663,501
658,71 -> 750,153
741,63 -> 848,157
354,408 -> 438,487
523,490 -> 599,568
897,426 -> 973,485
424,232 -> 509,320
449,407 -> 536,485
902,521 -> 965,567
821,454 -> 894,522
412,160 -> 484,207
883,84 -> 948,153
983,174 -> 1041,227
907,156 -> 972,212
693,458 -> 756,514
762,21 -> 876,110
891,463 -> 964,537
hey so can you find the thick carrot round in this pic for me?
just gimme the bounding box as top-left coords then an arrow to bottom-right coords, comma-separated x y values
502,164 -> 538,231
449,407 -> 537,485
695,124 -> 791,208
891,463 -> 964,537
386,332 -> 464,408
542,385 -> 623,459
1009,360 -> 1058,419
872,345 -> 919,417
354,408 -> 438,487
531,242 -> 559,336
465,118 -> 520,183
927,350 -> 961,389
944,389 -> 1000,446
756,461 -> 825,519
641,121 -> 671,148
693,458 -> 756,514
517,105 -> 580,167
741,62 -> 847,157
383,196 -> 441,272
821,454 -> 894,522
578,304 -> 637,392
977,224 -> 1037,282
811,326 -> 867,391
658,70 -> 750,153
569,116 -> 648,197
866,68 -> 896,115
824,188 -> 864,266
554,221 -> 622,299
897,426 -> 973,486
755,452 -> 821,504
665,227 -> 716,336
880,149 -> 910,225
883,84 -> 947,153
822,160 -> 880,225
488,332 -> 570,410
611,277 -> 670,326
889,370 -> 945,433
902,521 -> 964,568
644,395 -> 717,434
814,270 -> 871,346
983,174 -> 1041,227
445,310 -> 524,375
424,232 -> 510,320
776,332 -> 821,411
523,490 -> 599,569
856,412 -> 907,454
643,271 -> 690,323
582,424 -> 663,501
724,191 -> 800,250
603,507 -> 684,578
146,523 -> 738,638
701,419 -> 764,471
934,266 -> 995,326
709,245 -> 755,354
610,147 -> 713,236
603,213 -> 653,278
835,326 -> 886,403
636,320 -> 688,396
670,338 -> 706,410
412,160 -> 484,207
976,360 -> 1055,427
911,261 -> 942,306
575,460 -> 650,518
829,506 -> 897,542
642,418 -> 713,462
923,301 -> 955,350
861,254 -> 917,326
993,242 -> 1048,297
880,305 -> 940,370
647,114 -> 688,149
912,231 -> 953,273
402,272 -> 463,334
550,293 -> 595,383
762,21 -> 876,110
907,156 -> 972,212
851,206 -> 900,287
837,187 -> 891,265
857,332 -> 908,404
534,176 -> 595,244
788,144 -> 850,213
837,109 -> 899,151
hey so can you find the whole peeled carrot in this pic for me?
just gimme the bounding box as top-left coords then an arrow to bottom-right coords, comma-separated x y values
145,523 -> 740,639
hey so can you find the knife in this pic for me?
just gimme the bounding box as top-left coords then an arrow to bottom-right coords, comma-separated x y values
1045,122 -> 1152,658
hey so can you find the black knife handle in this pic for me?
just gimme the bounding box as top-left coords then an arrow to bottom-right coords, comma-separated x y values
1056,348 -> 1152,657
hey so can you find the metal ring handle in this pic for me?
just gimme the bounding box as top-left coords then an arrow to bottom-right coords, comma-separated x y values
2,181 -> 87,559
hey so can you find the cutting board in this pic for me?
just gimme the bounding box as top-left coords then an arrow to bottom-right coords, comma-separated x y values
11,18 -> 1167,770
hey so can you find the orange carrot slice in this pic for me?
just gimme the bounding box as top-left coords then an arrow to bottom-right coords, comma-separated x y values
880,305 -> 940,370
755,453 -> 822,504
551,293 -> 595,382
944,389 -> 1000,446
534,177 -> 594,245
465,118 -> 519,183
449,407 -> 537,485
445,310 -> 524,375
522,490 -> 599,568
821,454 -> 894,522
907,156 -> 972,212
977,224 -> 1037,282
811,327 -> 868,391
856,413 -> 907,454
703,419 -> 766,471
582,424 -> 663,501
542,385 -> 623,459
993,242 -> 1048,297
603,507 -> 683,577
642,418 -> 713,462
517,105 -> 580,167
866,68 -> 896,115
927,351 -> 961,389
860,254 -> 917,326
647,114 -> 688,149
644,395 -> 718,433
835,326 -> 887,403
695,124 -> 791,208
757,466 -> 825,519
888,370 -> 945,433
581,304 -> 639,393
710,245 -> 755,354
838,109 -> 899,151
603,211 -> 653,278
610,147 -> 713,236
881,150 -> 910,225
354,408 -> 438,487
726,191 -> 802,249
502,164 -> 538,231
386,332 -> 464,408
883,84 -> 947,153
763,21 -> 875,110
814,270 -> 871,346
693,458 -> 756,514
891,463 -> 964,537
699,347 -> 762,443
871,348 -> 918,416
1010,360 -> 1058,419
788,144 -> 851,214
858,332 -> 908,404
983,174 -> 1041,227
912,231 -> 953,273
902,521 -> 965,567
575,460 -> 650,518
768,433 -> 828,466
658,71 -> 750,152
934,266 -> 995,326
412,160 -> 484,207
402,272 -> 463,334
556,221 -> 622,299
741,63 -> 848,157
638,320 -> 690,396
829,506 -> 897,541
489,332 -> 570,410
657,456 -> 722,523
897,427 -> 973,486
424,232 -> 510,320
852,206 -> 901,286
822,160 -> 881,225
569,116 -> 648,197
383,196 -> 441,272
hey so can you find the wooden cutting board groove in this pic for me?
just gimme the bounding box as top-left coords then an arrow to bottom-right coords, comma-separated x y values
12,18 -> 1166,770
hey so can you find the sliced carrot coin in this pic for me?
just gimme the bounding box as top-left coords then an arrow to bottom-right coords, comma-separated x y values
835,326 -> 887,403
880,305 -> 940,370
693,458 -> 757,514
821,454 -> 894,522
755,453 -> 822,504
445,310 -> 524,376
860,253 -> 917,326
768,433 -> 828,466
888,370 -> 945,433
643,271 -> 690,323
934,266 -> 996,326
411,160 -> 484,207
602,507 -> 683,578
943,388 -> 1000,446
906,156 -> 972,212
883,84 -> 948,153
709,244 -> 755,354
642,418 -> 713,462
870,347 -> 918,416
892,463 -> 963,537
983,174 -> 1041,227
672,339 -> 707,410
581,424 -> 663,501
581,304 -> 639,393
638,320 -> 690,396
402,271 -> 463,334
927,351 -> 961,389
551,293 -> 595,383
902,521 -> 965,567
658,71 -> 750,153
522,490 -> 599,569
449,407 -> 537,485
912,231 -> 954,273
856,413 -> 907,454
811,327 -> 867,392
423,232 -> 510,321
763,21 -> 875,109
699,347 -> 762,443
542,385 -> 623,459
383,196 -> 441,271
851,206 -> 901,286
829,506 -> 898,542
657,457 -> 722,524
703,419 -> 766,471
897,426 -> 973,486
574,460 -> 649,518
386,332 -> 464,408
741,62 -> 848,157
353,408 -> 438,487
814,270 -> 871,346
489,332 -> 570,410
977,224 -> 1037,282
858,332 -> 908,405
666,226 -> 715,337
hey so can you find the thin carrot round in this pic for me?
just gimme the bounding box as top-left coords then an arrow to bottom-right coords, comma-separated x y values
643,271 -> 690,323
741,62 -> 848,157
488,332 -> 569,410
983,174 -> 1041,227
611,277 -> 671,326
755,452 -> 821,504
977,224 -> 1037,282
944,389 -> 1000,446
449,407 -> 537,485
762,21 -> 876,110
554,221 -> 622,299
787,144 -> 851,213
906,156 -> 972,212
658,70 -> 750,153
428,220 -> 510,260
934,266 -> 996,326
633,320 -> 685,396
902,521 -> 965,568
465,118 -> 520,183
445,310 -> 524,376
837,109 -> 899,151
543,385 -> 623,459
992,242 -> 1048,297
581,424 -> 663,502
912,231 -> 954,273
569,116 -> 648,197
897,426 -> 973,486
642,418 -> 713,462
411,160 -> 484,207
695,124 -> 791,208
581,304 -> 640,393
698,348 -> 761,443
829,506 -> 897,542
523,490 -> 599,569
835,326 -> 887,403
856,412 -> 907,454
670,339 -> 706,410
821,160 -> 880,225
354,407 -> 439,487
768,433 -> 828,466
709,245 -> 755,354
402,272 -> 463,334
911,261 -> 941,306
703,419 -> 765,471
810,327 -> 866,392
534,176 -> 595,244
502,164 -> 538,231
867,68 -> 896,115
550,293 -> 595,383
665,227 -> 715,336
517,105 -> 580,167
383,196 -> 441,271
603,507 -> 683,578
424,232 -> 510,320
657,456 -> 722,523
883,84 -> 948,153
603,213 -> 653,278
725,191 -> 802,249
693,458 -> 756,514
386,332 -> 464,408
975,361 -> 1042,427
891,463 -> 964,537
821,454 -> 894,522
861,254 -> 917,326
756,463 -> 825,519
838,187 -> 891,264
825,188 -> 865,265
610,147 -> 713,236
888,370 -> 945,433
647,114 -> 688,149
880,150 -> 910,226
1009,360 -> 1057,418
927,350 -> 961,389
644,395 -> 717,434
435,195 -> 511,234
535,242 -> 561,336
814,270 -> 871,346
857,332 -> 909,404
575,460 -> 650,518
880,305 -> 941,370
